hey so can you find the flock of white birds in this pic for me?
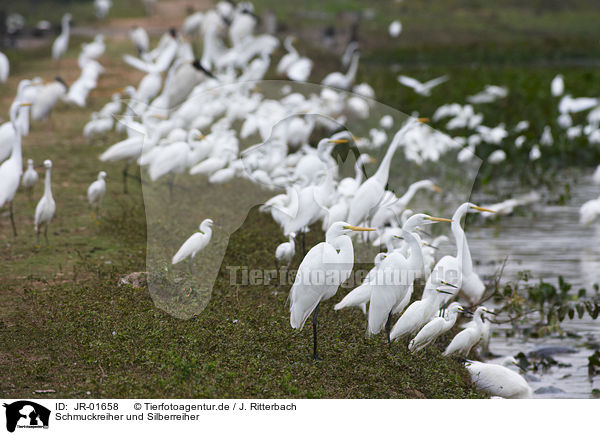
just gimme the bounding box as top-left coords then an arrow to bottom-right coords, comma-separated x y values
6,0 -> 600,400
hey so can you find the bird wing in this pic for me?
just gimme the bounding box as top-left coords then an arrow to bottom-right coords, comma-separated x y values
397,75 -> 422,90
123,54 -> 154,73
423,75 -> 448,90
172,232 -> 203,264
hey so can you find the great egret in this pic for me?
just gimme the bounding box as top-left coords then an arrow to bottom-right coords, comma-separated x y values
422,202 -> 495,305
347,118 -> 420,226
465,358 -> 532,399
397,75 -> 448,97
52,13 -> 72,60
321,50 -> 359,90
334,252 -> 387,315
275,233 -> 295,273
443,306 -> 495,357
34,160 -> 56,244
32,77 -> 68,121
172,218 -> 215,274
87,171 -> 107,213
289,222 -> 374,360
0,119 -> 25,235
0,51 -> 8,83
21,159 -> 39,199
368,214 -> 452,343
408,302 -> 468,352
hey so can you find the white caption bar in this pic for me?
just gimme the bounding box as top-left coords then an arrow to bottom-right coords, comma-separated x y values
0,399 -> 596,434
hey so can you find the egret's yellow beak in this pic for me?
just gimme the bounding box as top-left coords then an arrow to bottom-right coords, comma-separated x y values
113,87 -> 125,93
152,114 -> 168,120
417,117 -> 429,123
424,216 -> 452,223
343,225 -> 375,231
432,184 -> 443,193
472,205 -> 496,213
352,135 -> 360,141
368,157 -> 377,163
20,102 -> 32,107
194,134 -> 206,140
329,139 -> 349,144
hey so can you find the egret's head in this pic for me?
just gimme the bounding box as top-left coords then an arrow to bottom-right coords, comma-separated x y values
403,213 -> 451,232
27,159 -> 34,165
99,171 -> 107,179
373,252 -> 387,264
466,202 -> 496,214
43,160 -> 53,169
200,218 -> 215,230
447,302 -> 464,313
327,221 -> 375,238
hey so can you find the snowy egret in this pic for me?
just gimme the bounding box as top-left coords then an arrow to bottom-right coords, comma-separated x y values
172,218 -> 215,274
289,222 -> 374,360
397,75 -> 448,96
21,159 -> 39,199
52,13 -> 72,60
408,302 -> 468,352
443,306 -> 496,357
322,50 -> 359,90
34,160 -> 56,244
87,171 -> 107,214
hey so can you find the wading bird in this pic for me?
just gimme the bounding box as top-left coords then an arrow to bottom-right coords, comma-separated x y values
443,306 -> 496,357
465,357 -> 532,399
21,159 -> 39,199
172,218 -> 215,274
408,302 -> 468,352
289,221 -> 374,360
87,171 -> 107,215
34,160 -> 56,244
52,13 -> 72,61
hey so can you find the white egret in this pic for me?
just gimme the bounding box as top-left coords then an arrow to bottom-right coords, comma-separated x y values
443,306 -> 495,357
397,75 -> 448,96
21,159 -> 39,199
0,120 -> 24,235
388,20 -> 402,37
551,74 -> 564,97
87,171 -> 107,213
580,196 -> 600,225
172,218 -> 215,274
289,222 -> 374,360
94,0 -> 112,18
408,302 -> 468,352
275,233 -> 295,271
0,51 -> 8,83
52,13 -> 72,60
465,358 -> 532,399
32,77 -> 68,121
334,252 -> 387,315
347,118 -> 419,226
34,160 -> 56,244
321,50 -> 359,90
277,36 -> 313,82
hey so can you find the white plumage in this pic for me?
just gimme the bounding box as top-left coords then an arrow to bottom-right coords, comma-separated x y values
22,159 -> 39,189
275,233 -> 295,268
87,171 -> 107,208
172,218 -> 215,266
32,78 -> 67,121
465,358 -> 532,399
52,13 -> 72,60
0,51 -> 9,83
34,160 -> 56,243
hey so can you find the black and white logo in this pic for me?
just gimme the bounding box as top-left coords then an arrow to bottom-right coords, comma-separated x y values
3,401 -> 50,433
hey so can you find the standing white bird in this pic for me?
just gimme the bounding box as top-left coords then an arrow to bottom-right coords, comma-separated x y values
87,171 -> 107,212
129,26 -> 150,55
172,218 -> 215,274
275,233 -> 295,270
388,20 -> 402,37
347,118 -> 420,226
465,358 -> 532,399
397,75 -> 448,96
443,306 -> 495,357
277,36 -> 313,82
551,74 -> 564,97
52,13 -> 72,60
0,51 -> 9,83
21,158 -> 39,199
32,77 -> 68,121
34,160 -> 56,244
321,50 -> 359,90
408,302 -> 468,352
289,221 -> 374,360
0,120 -> 24,235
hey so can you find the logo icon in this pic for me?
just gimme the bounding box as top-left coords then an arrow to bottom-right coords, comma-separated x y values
3,401 -> 50,433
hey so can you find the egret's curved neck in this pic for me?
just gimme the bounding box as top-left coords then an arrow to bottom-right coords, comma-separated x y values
44,167 -> 53,199
372,137 -> 401,186
353,156 -> 367,185
404,231 -> 424,277
398,181 -> 427,208
445,310 -> 459,328
452,204 -> 473,275
284,38 -> 297,56
328,234 -> 354,264
345,52 -> 359,82
62,18 -> 70,36
200,222 -> 212,236
11,129 -> 22,169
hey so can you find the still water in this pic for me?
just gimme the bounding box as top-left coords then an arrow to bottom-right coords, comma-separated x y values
465,172 -> 600,398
